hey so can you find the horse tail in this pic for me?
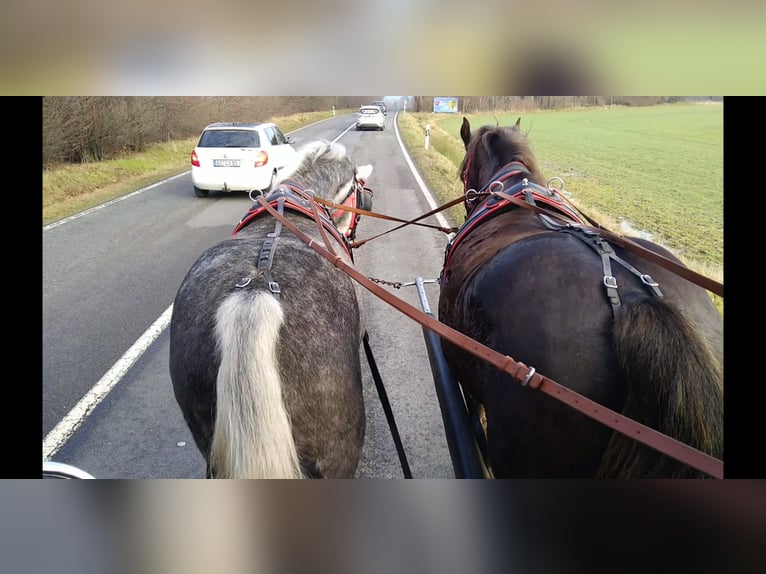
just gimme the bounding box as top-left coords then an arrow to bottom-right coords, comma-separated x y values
599,297 -> 723,478
209,291 -> 302,478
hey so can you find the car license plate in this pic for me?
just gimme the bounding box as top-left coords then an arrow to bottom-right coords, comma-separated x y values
213,159 -> 240,167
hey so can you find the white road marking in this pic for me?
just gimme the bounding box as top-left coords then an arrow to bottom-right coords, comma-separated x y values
393,110 -> 452,231
43,306 -> 174,459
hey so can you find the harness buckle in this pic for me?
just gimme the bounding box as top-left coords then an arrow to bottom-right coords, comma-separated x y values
268,281 -> 281,295
640,274 -> 659,287
603,276 -> 618,289
521,367 -> 536,387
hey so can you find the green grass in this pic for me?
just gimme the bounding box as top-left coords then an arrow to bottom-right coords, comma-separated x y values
397,104 -> 723,315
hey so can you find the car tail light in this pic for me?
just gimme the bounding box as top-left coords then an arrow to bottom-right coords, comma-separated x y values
191,150 -> 200,167
254,150 -> 268,167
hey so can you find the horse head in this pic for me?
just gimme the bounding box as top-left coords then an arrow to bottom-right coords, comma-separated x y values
458,117 -> 546,218
273,140 -> 373,240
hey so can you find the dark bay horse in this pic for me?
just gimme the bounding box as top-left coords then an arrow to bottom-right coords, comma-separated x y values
438,117 -> 723,478
169,140 -> 373,478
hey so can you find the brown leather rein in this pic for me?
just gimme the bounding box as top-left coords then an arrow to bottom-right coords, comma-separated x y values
254,194 -> 724,479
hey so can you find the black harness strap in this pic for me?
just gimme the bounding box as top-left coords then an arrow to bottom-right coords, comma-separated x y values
363,331 -> 412,478
257,197 -> 285,299
559,226 -> 664,317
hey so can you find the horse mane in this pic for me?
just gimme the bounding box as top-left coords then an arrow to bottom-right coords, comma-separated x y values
458,123 -> 547,188
276,140 -> 351,192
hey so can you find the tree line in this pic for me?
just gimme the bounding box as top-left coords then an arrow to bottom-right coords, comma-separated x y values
42,96 -> 377,166
43,96 -> 720,166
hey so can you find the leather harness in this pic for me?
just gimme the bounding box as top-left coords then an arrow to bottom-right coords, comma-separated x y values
444,161 -> 664,317
231,179 -> 362,299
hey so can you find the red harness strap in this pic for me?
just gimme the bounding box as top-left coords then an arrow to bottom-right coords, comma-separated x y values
444,175 -> 584,276
232,182 -> 356,260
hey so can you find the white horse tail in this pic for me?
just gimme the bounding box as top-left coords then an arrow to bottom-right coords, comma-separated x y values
210,291 -> 302,478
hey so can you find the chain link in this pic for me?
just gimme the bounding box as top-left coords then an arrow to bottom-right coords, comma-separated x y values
367,277 -> 441,289
368,276 -> 403,289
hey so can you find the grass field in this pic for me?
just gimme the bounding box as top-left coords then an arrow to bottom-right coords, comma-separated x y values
396,103 -> 723,314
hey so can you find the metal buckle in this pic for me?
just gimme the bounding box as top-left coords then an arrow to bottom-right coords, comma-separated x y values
521,367 -> 536,387
268,281 -> 281,295
640,274 -> 659,287
603,276 -> 618,289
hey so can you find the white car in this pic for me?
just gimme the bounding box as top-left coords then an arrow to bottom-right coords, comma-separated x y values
190,122 -> 296,197
356,106 -> 386,131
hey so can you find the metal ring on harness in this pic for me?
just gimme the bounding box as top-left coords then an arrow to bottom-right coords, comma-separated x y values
248,188 -> 265,202
546,177 -> 565,195
488,180 -> 505,195
465,188 -> 481,202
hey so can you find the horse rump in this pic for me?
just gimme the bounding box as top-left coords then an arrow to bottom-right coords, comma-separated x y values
600,296 -> 723,478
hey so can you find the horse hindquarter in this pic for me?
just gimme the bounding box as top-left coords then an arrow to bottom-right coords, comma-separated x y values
170,232 -> 366,479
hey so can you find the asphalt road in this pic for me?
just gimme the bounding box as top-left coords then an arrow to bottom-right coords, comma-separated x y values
43,111 -> 458,478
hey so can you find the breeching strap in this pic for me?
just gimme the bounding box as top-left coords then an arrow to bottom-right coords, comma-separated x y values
494,190 -> 724,297
256,195 -> 724,479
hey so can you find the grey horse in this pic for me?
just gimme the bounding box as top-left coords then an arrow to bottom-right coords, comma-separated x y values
169,140 -> 373,478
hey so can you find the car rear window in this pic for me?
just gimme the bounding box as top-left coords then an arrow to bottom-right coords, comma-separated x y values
198,130 -> 260,148
360,108 -> 380,115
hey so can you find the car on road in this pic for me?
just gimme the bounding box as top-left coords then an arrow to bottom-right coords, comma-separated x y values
356,106 -> 386,131
371,100 -> 388,115
190,122 -> 296,197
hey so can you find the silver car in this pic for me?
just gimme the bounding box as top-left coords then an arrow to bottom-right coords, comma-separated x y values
356,106 -> 386,131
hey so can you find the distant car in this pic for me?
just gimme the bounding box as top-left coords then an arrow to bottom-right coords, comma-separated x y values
190,122 -> 296,197
371,100 -> 388,115
356,106 -> 386,131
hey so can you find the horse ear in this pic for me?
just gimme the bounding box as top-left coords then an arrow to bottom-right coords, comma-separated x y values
356,164 -> 373,183
513,117 -> 521,130
460,117 -> 471,149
